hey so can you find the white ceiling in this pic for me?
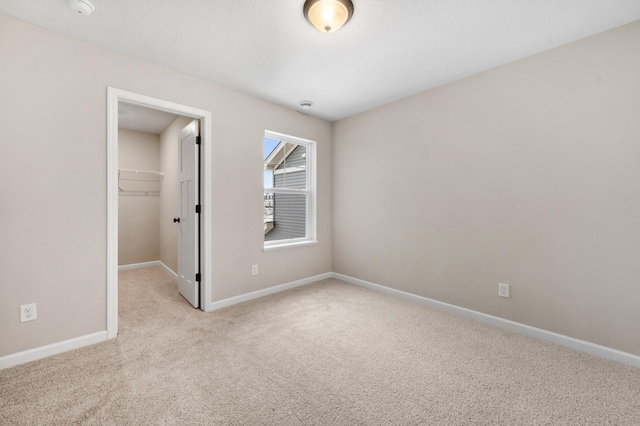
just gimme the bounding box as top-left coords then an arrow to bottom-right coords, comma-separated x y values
118,102 -> 178,134
2,1 -> 639,122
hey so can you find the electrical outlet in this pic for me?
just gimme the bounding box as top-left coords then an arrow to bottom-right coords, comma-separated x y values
498,283 -> 510,298
20,303 -> 37,322
252,265 -> 258,276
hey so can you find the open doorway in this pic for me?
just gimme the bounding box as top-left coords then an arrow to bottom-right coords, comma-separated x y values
117,103 -> 181,272
117,104 -> 199,303
107,88 -> 212,339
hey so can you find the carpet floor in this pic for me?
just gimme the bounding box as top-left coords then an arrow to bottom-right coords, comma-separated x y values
1,266 -> 639,425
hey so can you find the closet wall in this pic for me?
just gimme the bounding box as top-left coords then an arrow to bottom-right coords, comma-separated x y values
118,116 -> 190,271
118,129 -> 161,265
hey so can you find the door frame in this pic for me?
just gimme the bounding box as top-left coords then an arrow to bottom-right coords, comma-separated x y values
106,87 -> 213,339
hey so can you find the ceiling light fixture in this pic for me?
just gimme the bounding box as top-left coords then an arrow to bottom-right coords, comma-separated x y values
303,0 -> 354,33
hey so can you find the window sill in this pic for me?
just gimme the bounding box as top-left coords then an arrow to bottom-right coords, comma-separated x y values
263,240 -> 318,252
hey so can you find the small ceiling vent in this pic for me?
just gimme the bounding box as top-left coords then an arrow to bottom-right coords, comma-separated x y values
68,0 -> 95,16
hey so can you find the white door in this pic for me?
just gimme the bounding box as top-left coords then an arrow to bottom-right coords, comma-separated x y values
177,120 -> 200,308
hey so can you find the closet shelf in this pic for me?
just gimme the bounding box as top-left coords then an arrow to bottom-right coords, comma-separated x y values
118,169 -> 164,195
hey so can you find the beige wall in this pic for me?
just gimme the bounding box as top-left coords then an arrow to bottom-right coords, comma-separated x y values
332,22 -> 640,356
118,129 -> 161,266
0,15 -> 332,357
158,116 -> 192,273
3,11 -> 636,361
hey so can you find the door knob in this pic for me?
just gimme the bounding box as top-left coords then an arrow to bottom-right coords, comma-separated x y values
173,218 -> 180,223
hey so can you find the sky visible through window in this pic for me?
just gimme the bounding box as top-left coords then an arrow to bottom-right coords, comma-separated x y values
264,137 -> 279,188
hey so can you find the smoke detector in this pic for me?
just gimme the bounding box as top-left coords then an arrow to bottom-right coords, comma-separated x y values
299,100 -> 313,110
68,0 -> 95,16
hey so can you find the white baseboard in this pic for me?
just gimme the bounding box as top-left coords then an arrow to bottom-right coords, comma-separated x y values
119,260 -> 177,278
5,271 -> 636,370
0,331 -> 108,370
118,260 -> 159,270
157,261 -> 178,279
206,272 -> 333,312
333,273 -> 640,369
1,271 -> 329,369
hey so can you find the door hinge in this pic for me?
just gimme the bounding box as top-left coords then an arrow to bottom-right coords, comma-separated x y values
196,273 -> 201,282
196,136 -> 201,145
195,204 -> 201,214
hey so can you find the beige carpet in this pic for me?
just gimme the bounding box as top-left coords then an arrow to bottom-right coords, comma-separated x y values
1,266 -> 639,425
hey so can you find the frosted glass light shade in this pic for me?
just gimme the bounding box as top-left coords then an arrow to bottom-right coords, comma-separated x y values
304,0 -> 354,33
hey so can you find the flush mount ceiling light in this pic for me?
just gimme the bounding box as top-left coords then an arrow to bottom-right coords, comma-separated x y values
303,0 -> 354,33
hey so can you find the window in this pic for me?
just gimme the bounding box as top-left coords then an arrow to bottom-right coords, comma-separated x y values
264,130 -> 316,250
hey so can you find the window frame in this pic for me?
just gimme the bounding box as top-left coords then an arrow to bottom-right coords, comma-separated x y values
263,130 -> 317,251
